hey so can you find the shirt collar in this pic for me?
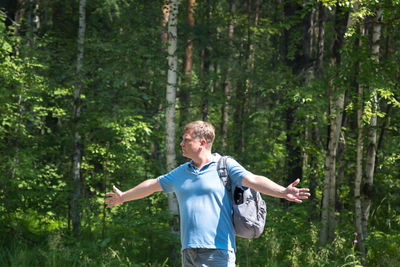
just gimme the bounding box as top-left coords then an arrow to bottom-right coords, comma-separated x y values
188,153 -> 221,169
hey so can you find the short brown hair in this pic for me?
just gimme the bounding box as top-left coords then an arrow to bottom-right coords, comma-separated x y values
183,121 -> 215,149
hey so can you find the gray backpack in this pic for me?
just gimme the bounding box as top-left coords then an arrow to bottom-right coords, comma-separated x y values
217,156 -> 267,238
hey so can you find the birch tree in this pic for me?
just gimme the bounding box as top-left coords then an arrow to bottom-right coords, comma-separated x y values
355,20 -> 366,257
354,7 -> 382,259
362,7 -> 382,239
320,84 -> 345,244
71,0 -> 86,236
165,0 -> 179,216
319,4 -> 348,245
351,0 -> 367,255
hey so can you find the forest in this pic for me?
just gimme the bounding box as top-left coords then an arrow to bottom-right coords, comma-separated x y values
0,0 -> 399,266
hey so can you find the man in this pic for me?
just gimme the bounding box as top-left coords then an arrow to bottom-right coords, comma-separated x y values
105,120 -> 310,266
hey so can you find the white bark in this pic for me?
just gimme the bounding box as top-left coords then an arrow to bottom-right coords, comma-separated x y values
320,88 -> 345,244
352,12 -> 367,254
362,9 -> 382,238
71,0 -> 86,236
165,0 -> 179,216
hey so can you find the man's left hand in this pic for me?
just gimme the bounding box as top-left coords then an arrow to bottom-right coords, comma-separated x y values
283,179 -> 311,203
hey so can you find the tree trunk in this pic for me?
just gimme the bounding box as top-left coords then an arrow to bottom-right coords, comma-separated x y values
319,4 -> 348,245
71,0 -> 86,237
282,1 -> 308,189
233,83 -> 246,154
221,0 -> 235,152
32,0 -> 40,42
25,0 -> 40,46
336,96 -> 347,212
285,106 -> 303,188
201,0 -> 213,122
161,1 -> 170,42
348,5 -> 367,254
13,0 -> 25,34
362,8 -> 382,239
302,3 -> 316,178
355,91 -> 367,255
165,0 -> 179,216
183,0 -> 195,79
164,2 -> 180,264
303,2 -> 315,68
376,103 -> 392,165
179,0 -> 195,127
354,27 -> 366,255
236,0 -> 259,154
307,2 -> 326,218
315,2 -> 327,78
12,0 -> 25,55
320,86 -> 345,244
201,47 -> 210,121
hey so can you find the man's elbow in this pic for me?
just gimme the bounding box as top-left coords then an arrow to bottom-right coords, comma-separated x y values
242,174 -> 258,188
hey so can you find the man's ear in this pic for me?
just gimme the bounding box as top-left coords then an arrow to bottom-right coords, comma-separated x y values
200,139 -> 207,147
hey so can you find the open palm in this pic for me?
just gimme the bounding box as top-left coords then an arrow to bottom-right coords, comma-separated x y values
283,179 -> 310,203
105,186 -> 124,207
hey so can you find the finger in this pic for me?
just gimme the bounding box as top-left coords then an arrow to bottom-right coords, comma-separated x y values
106,193 -> 115,196
113,185 -> 122,194
105,198 -> 118,207
292,198 -> 302,203
287,195 -> 302,203
291,179 -> 300,187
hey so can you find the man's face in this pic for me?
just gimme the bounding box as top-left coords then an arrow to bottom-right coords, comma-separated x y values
180,130 -> 202,159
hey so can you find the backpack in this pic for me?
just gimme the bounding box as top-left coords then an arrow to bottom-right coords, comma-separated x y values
217,155 -> 267,238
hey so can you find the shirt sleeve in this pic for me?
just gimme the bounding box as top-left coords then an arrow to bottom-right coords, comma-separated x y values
157,163 -> 186,193
157,175 -> 173,193
226,157 -> 252,189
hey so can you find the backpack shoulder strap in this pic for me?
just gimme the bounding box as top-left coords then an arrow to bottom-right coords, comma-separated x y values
217,155 -> 232,193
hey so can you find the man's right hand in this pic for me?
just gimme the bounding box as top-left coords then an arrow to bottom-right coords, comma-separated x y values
105,185 -> 124,207
105,179 -> 163,206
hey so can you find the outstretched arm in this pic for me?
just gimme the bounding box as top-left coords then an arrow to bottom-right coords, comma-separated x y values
105,179 -> 162,207
242,174 -> 310,203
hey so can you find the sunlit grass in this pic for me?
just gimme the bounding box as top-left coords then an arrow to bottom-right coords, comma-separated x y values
1,204 -> 399,266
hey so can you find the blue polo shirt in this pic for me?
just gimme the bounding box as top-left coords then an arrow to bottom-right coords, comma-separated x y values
157,154 -> 251,252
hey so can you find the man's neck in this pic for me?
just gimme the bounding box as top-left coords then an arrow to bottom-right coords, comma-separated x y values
191,151 -> 213,170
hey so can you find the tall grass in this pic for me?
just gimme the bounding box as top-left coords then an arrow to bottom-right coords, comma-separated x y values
1,229 -> 399,266
1,204 -> 399,266
0,231 -> 171,267
235,205 -> 399,267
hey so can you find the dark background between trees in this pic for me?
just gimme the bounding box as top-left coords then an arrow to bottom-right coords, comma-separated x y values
0,0 -> 399,266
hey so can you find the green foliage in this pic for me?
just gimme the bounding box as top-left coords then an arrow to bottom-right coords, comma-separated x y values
234,203 -> 371,266
0,227 -> 173,266
1,0 -> 400,266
